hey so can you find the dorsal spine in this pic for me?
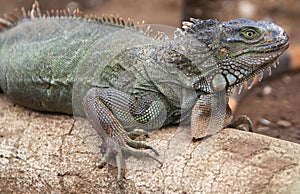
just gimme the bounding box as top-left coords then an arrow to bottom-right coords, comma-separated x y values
0,0 -> 135,32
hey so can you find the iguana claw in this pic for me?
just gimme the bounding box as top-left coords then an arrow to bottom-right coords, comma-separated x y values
228,115 -> 254,132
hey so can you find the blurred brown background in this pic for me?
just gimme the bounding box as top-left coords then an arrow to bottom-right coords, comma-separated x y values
1,0 -> 299,43
0,0 -> 299,143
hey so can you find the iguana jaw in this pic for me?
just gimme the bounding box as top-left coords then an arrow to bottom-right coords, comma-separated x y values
250,40 -> 289,75
228,36 -> 289,92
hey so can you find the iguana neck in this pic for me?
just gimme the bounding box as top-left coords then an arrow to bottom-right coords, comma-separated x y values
158,26 -> 220,94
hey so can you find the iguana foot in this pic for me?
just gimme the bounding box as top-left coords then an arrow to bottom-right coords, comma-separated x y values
228,115 -> 254,132
97,129 -> 162,186
118,142 -> 162,186
97,134 -> 162,187
83,88 -> 162,184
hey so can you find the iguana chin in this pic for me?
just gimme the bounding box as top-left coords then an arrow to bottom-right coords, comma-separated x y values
0,1 -> 289,185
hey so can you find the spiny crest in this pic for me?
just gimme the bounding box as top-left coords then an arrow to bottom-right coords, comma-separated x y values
0,0 -> 135,32
182,18 -> 218,33
182,18 -> 219,49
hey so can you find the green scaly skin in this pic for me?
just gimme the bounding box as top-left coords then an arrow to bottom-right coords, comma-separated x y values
0,3 -> 289,185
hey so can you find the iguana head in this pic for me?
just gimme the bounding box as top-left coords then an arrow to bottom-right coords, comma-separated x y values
182,18 -> 289,93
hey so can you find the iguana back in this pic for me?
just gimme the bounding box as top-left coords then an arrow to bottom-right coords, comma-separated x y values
0,12 -> 160,114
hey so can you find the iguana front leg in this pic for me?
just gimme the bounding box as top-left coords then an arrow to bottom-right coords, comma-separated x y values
191,92 -> 253,139
191,92 -> 232,139
82,87 -> 163,183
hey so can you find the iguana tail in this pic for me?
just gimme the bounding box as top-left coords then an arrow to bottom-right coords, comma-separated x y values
0,6 -> 23,94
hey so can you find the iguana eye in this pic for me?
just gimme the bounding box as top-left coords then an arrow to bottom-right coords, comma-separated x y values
240,28 -> 260,40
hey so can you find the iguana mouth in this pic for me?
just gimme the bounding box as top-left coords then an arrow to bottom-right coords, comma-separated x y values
230,39 -> 289,94
256,36 -> 289,53
252,38 -> 289,75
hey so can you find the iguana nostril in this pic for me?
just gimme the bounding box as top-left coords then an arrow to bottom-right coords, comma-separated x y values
282,31 -> 289,41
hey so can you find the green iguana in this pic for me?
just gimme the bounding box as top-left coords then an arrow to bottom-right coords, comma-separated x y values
0,1 -> 289,185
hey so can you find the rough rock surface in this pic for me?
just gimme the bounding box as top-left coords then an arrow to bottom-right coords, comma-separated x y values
1,94 -> 300,193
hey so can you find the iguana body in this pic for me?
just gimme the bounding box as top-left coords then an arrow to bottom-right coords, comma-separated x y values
0,1 -> 289,184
